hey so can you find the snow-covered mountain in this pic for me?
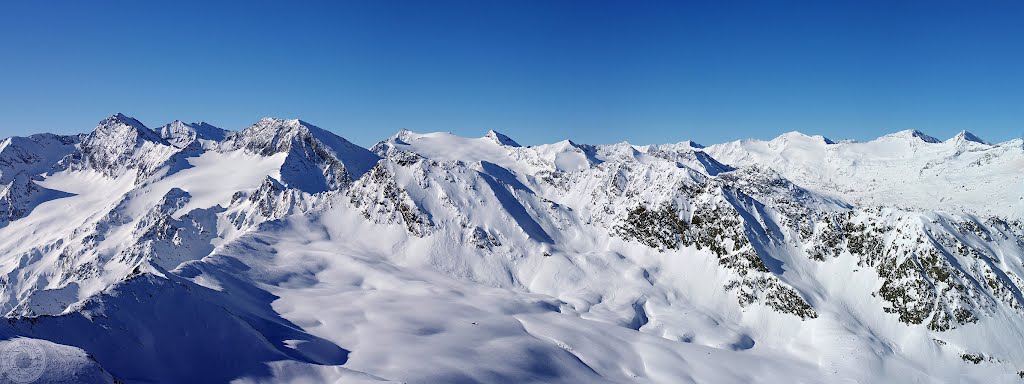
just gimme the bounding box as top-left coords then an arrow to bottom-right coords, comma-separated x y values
158,120 -> 229,149
0,115 -> 1021,383
0,133 -> 79,228
704,130 -> 1024,218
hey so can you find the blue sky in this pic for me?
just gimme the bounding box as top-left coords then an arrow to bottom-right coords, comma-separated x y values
1,0 -> 1022,146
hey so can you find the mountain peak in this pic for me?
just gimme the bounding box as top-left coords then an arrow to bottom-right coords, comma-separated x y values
68,114 -> 179,177
253,117 -> 306,132
233,117 -> 379,189
240,118 -> 327,146
258,117 -> 299,124
158,120 -> 228,147
240,117 -> 347,145
948,130 -> 988,145
884,129 -> 940,143
90,113 -> 166,145
370,129 -> 418,157
103,113 -> 147,130
111,112 -> 141,125
770,131 -> 835,146
483,130 -> 521,147
4,112 -> 1024,383
393,129 -> 415,143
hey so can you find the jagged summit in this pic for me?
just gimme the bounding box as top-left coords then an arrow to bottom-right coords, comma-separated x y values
158,120 -> 228,148
229,117 -> 379,192
0,115 -> 1021,383
393,128 -> 414,144
239,118 -> 353,146
92,113 -> 166,144
235,118 -> 371,158
483,130 -> 521,147
243,117 -> 314,142
109,112 -> 146,128
63,114 -> 181,177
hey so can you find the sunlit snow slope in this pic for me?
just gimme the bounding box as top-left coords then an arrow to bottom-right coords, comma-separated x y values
0,115 -> 1021,383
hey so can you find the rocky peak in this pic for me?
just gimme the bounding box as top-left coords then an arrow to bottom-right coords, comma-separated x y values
91,113 -> 165,144
82,113 -> 169,150
234,118 -> 370,161
158,120 -> 228,148
0,133 -> 80,183
70,114 -> 179,178
230,118 -> 379,193
370,129 -> 418,158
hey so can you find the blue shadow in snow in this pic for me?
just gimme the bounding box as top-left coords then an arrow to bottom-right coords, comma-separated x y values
1,264 -> 348,383
478,161 -> 554,244
721,188 -> 786,275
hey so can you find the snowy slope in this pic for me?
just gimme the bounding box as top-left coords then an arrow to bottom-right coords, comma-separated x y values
704,130 -> 1024,219
0,133 -> 80,227
0,117 -> 1020,383
0,133 -> 80,184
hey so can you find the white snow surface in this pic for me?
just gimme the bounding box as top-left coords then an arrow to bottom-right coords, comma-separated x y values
704,130 -> 1024,219
0,116 -> 1021,383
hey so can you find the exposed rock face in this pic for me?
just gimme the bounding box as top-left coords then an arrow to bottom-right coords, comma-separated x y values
0,133 -> 80,227
0,119 -> 1021,383
0,133 -> 80,183
225,118 -> 378,193
158,120 -> 228,149
62,113 -> 181,178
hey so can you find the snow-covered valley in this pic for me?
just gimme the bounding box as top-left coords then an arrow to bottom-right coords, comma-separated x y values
0,114 -> 1021,383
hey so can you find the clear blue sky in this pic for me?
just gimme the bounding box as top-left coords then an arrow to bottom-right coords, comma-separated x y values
1,0 -> 1022,146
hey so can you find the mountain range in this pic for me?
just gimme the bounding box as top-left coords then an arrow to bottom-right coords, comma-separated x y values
0,114 -> 1021,383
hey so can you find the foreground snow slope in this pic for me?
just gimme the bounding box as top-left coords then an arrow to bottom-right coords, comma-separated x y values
0,115 -> 1021,383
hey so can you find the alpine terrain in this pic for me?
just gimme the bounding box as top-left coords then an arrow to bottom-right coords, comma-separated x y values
0,114 -> 1021,383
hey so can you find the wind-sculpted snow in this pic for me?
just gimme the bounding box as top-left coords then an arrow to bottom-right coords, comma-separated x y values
0,115 -> 1021,382
0,336 -> 115,382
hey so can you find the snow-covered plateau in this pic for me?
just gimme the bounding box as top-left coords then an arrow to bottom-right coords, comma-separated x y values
0,114 -> 1021,383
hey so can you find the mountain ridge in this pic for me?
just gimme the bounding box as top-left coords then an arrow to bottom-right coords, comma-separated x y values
0,114 -> 1020,383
